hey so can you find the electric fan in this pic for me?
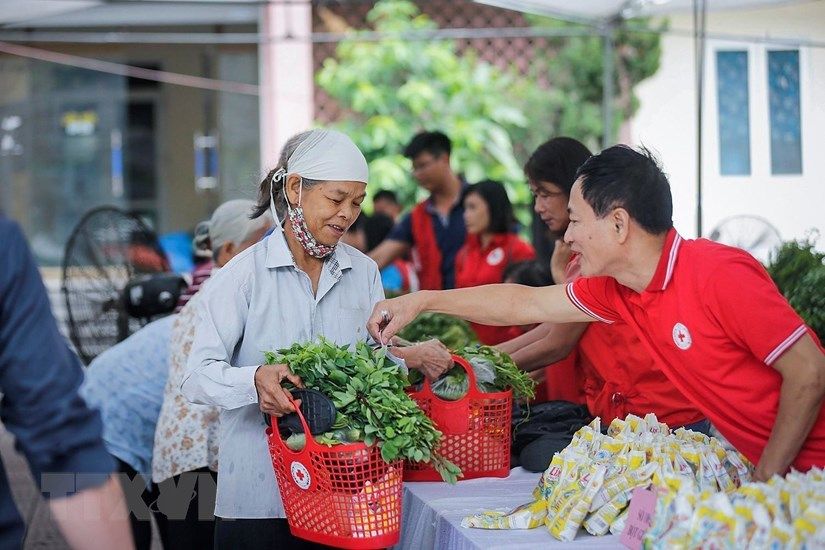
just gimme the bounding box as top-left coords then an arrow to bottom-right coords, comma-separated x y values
708,215 -> 783,265
61,206 -> 183,364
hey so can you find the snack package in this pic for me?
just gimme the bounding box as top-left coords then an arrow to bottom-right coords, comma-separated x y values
534,453 -> 564,501
583,486 -> 634,536
687,493 -> 736,549
461,499 -> 547,530
549,466 -> 607,541
609,507 -> 630,535
590,461 -> 656,513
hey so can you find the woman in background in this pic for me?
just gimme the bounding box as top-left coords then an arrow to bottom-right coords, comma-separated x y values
454,179 -> 534,345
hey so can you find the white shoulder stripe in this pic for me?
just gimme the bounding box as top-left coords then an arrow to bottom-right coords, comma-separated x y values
662,234 -> 683,290
565,283 -> 615,324
764,324 -> 808,365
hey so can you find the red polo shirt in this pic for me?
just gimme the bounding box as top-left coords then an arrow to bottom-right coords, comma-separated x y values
455,233 -> 535,344
560,255 -> 704,426
567,229 -> 825,470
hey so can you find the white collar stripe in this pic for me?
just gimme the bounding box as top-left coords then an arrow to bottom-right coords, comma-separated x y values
662,233 -> 683,290
565,283 -> 615,324
764,324 -> 807,365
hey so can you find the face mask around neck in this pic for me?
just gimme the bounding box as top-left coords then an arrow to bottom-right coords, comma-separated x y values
282,177 -> 336,259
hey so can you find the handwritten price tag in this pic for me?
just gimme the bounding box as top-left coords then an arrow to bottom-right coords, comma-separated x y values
620,487 -> 658,550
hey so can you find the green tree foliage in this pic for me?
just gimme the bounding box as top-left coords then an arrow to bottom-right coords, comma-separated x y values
767,236 -> 825,343
316,0 -> 530,208
511,16 -> 666,155
315,1 -> 664,210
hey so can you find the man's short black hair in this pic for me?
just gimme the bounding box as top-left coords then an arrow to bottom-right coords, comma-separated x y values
466,179 -> 515,235
524,137 -> 592,197
372,189 -> 399,205
403,131 -> 451,159
575,145 -> 673,235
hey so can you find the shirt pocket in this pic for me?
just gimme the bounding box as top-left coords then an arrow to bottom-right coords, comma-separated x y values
337,306 -> 368,343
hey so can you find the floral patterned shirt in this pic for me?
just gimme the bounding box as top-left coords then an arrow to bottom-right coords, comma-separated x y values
152,292 -> 220,483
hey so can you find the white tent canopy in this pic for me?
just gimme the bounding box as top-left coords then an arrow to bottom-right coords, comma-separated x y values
477,0 -> 811,236
476,0 -> 809,21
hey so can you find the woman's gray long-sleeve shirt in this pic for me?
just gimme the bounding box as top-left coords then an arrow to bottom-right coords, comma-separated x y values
181,229 -> 383,518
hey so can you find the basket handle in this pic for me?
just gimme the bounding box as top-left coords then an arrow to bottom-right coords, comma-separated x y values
268,397 -> 322,454
420,353 -> 485,400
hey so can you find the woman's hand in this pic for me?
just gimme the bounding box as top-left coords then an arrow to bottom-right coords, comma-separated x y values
550,239 -> 572,284
254,364 -> 304,417
394,339 -> 452,381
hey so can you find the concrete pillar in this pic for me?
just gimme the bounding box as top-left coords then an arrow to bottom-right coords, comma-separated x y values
258,0 -> 314,171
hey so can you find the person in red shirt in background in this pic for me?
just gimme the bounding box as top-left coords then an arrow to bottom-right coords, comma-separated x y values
370,145 -> 825,480
492,138 -> 706,430
455,180 -> 535,344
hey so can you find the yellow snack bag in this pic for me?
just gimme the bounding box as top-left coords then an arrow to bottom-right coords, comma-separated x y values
706,450 -> 736,493
725,449 -> 752,486
549,466 -> 607,541
461,499 -> 548,530
583,486 -> 633,536
688,493 -> 735,549
607,418 -> 626,437
767,517 -> 794,548
644,412 -> 669,436
590,461 -> 656,513
534,453 -> 564,500
609,506 -> 630,535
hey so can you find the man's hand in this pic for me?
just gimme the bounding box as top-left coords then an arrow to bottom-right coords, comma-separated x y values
368,292 -> 428,344
396,339 -> 452,381
254,364 -> 303,417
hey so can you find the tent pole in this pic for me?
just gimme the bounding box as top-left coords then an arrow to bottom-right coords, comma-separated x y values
602,19 -> 616,149
694,0 -> 707,237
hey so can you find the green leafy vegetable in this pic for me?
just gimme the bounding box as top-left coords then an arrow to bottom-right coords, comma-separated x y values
397,313 -> 479,350
457,345 -> 537,400
265,338 -> 462,483
408,345 -> 536,402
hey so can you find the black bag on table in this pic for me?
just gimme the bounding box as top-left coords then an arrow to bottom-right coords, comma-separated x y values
510,400 -> 593,473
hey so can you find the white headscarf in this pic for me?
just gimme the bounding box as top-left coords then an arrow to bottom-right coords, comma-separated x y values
269,129 -> 369,229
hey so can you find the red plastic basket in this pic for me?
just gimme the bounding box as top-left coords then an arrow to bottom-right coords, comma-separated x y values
266,406 -> 403,549
404,354 -> 512,481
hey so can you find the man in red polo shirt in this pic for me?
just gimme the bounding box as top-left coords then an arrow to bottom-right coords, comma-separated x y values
499,137 -> 704,428
368,145 -> 825,480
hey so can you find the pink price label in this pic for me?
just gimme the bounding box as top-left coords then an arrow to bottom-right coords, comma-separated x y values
620,487 -> 658,550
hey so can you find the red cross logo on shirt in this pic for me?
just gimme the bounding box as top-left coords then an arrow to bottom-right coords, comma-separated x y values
672,323 -> 692,350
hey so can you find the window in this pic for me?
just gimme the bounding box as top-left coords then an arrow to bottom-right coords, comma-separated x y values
716,50 -> 751,175
767,50 -> 802,174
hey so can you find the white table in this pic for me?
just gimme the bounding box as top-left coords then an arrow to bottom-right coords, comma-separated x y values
396,468 -> 623,549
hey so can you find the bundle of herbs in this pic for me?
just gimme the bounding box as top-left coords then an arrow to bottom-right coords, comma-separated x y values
397,313 -> 479,350
408,345 -> 536,402
265,338 -> 462,483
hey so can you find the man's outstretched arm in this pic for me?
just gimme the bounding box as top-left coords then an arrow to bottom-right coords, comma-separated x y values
368,283 -> 594,343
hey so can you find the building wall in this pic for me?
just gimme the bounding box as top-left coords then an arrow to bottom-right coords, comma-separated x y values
632,1 -> 825,253
0,41 -> 260,266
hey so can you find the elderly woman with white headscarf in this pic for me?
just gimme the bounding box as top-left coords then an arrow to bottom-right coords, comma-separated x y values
181,129 -> 451,549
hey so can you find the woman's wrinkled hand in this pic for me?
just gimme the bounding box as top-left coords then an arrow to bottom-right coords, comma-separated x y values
254,364 -> 304,417
398,339 -> 453,381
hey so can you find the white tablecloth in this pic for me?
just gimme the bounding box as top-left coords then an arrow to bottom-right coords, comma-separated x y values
396,468 -> 623,550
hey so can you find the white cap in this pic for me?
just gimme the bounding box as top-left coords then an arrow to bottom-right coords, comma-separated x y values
208,199 -> 271,251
